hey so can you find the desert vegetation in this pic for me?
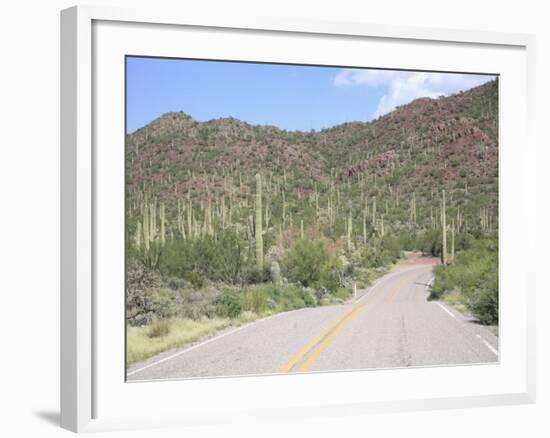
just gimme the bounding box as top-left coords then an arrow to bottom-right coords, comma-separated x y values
126,79 -> 499,366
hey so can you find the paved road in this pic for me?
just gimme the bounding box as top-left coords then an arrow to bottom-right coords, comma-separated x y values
127,261 -> 498,381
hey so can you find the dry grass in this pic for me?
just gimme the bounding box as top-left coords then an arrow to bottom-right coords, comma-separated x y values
127,318 -> 231,366
127,312 -> 261,367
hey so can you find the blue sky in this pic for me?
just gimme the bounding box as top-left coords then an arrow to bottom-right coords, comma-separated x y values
126,57 -> 494,134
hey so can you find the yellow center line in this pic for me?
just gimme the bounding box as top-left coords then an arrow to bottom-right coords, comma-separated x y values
278,304 -> 367,373
279,272 -> 421,373
297,304 -> 367,372
384,276 -> 412,304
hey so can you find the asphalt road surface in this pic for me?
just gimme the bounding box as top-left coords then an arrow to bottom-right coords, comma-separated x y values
127,261 -> 498,381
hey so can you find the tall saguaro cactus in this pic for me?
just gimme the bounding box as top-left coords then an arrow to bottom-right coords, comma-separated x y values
135,221 -> 142,249
363,213 -> 367,246
255,173 -> 264,270
347,210 -> 353,252
451,219 -> 455,263
160,202 -> 166,246
143,202 -> 150,252
441,190 -> 447,265
410,192 -> 417,226
282,191 -> 286,228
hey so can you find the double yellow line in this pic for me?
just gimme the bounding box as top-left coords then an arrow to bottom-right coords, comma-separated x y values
278,275 -> 414,373
278,303 -> 367,373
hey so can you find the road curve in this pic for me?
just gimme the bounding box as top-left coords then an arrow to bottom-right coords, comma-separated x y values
127,261 -> 498,381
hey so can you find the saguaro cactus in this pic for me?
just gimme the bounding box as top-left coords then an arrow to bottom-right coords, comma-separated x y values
255,173 -> 264,270
135,221 -> 142,249
410,192 -> 417,226
160,202 -> 166,246
143,203 -> 150,252
441,190 -> 448,265
187,190 -> 193,238
451,220 -> 455,263
270,260 -> 281,286
363,213 -> 367,246
347,210 -> 353,252
282,191 -> 286,228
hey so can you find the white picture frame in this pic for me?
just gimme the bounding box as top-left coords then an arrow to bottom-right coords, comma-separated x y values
60,4 -> 536,433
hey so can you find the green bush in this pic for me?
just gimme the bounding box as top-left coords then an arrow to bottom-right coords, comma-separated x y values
319,255 -> 344,293
242,264 -> 270,285
214,291 -> 242,318
249,284 -> 317,312
167,277 -> 186,290
468,270 -> 498,324
126,266 -> 176,326
175,287 -> 218,320
282,239 -> 342,291
159,232 -> 245,285
301,289 -> 317,307
362,235 -> 402,268
126,262 -> 163,326
183,271 -> 207,289
431,238 -> 498,324
335,287 -> 352,300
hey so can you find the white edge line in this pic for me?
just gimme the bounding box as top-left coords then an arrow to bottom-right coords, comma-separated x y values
127,310 -> 293,377
476,334 -> 499,356
436,302 -> 457,320
433,290 -> 499,358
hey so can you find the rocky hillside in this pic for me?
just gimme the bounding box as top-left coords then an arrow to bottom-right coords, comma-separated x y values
126,79 -> 498,243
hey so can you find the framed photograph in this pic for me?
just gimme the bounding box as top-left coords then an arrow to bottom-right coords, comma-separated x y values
61,5 -> 536,433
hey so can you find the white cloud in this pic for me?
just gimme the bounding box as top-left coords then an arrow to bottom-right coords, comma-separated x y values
334,69 -> 399,87
334,69 -> 495,118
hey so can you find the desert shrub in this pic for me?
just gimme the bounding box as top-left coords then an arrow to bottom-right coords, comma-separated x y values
279,285 -> 316,310
159,231 -> 245,285
242,264 -> 270,285
147,319 -> 172,338
251,284 -> 317,311
126,262 -> 163,326
183,271 -> 207,289
128,287 -> 176,326
379,235 -> 402,264
214,291 -> 242,318
397,231 -> 418,251
282,239 -> 327,286
468,270 -> 498,324
334,287 -> 352,301
282,239 -> 342,291
175,287 -> 219,320
301,288 -> 317,307
431,238 -> 498,324
362,235 -> 402,269
167,277 -> 186,290
417,229 -> 442,257
318,255 -> 344,293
